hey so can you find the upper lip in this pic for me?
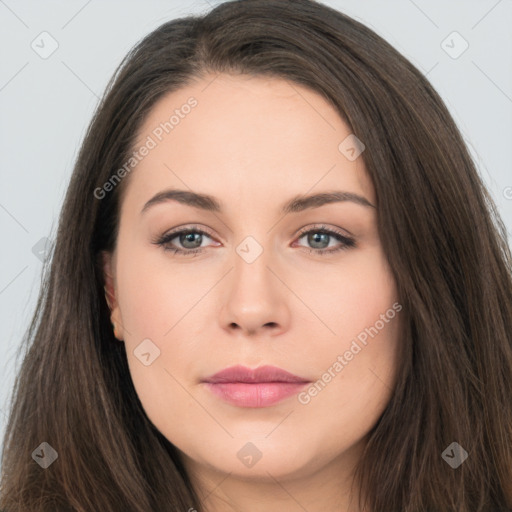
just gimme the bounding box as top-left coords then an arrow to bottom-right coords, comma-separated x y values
203,364 -> 310,384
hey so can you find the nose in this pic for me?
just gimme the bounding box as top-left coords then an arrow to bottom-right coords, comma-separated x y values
219,245 -> 290,338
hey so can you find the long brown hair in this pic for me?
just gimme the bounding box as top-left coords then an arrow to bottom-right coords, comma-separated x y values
1,1 -> 511,510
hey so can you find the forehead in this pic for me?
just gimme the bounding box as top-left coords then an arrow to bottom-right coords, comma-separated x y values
122,73 -> 375,215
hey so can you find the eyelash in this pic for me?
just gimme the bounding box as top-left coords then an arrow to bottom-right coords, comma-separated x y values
153,224 -> 356,257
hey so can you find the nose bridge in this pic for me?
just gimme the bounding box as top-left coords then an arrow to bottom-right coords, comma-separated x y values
218,228 -> 289,335
232,231 -> 274,300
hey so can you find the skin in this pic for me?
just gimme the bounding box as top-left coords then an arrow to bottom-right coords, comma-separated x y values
103,73 -> 402,512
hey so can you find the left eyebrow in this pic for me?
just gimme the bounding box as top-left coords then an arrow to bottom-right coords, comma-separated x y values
140,188 -> 376,215
282,191 -> 376,212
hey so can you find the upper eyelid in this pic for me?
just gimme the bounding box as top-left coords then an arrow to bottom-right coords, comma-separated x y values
162,224 -> 352,243
296,224 -> 353,238
164,225 -> 215,240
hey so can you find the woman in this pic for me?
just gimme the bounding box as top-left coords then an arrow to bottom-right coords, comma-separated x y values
1,0 -> 511,510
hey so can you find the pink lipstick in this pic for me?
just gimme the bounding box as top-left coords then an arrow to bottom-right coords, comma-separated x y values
202,364 -> 310,408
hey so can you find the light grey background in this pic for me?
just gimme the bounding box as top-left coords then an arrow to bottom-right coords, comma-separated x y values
1,0 -> 511,461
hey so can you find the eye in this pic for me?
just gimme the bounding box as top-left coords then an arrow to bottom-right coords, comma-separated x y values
153,223 -> 356,257
153,225 -> 218,257
293,224 -> 356,256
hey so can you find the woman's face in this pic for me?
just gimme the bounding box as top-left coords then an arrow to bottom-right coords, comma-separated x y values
103,73 -> 402,488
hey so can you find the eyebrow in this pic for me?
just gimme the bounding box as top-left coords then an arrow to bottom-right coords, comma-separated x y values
141,188 -> 375,215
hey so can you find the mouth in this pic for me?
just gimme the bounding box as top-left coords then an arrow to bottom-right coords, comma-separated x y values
202,365 -> 311,408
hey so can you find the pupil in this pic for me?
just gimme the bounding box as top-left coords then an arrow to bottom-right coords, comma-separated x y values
181,232 -> 201,248
309,232 -> 328,249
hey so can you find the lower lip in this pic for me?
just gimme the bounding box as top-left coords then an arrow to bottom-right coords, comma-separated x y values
204,382 -> 309,408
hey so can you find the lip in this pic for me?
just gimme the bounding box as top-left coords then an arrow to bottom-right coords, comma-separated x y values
202,365 -> 310,408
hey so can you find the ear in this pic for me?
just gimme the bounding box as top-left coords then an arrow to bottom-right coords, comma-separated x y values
101,251 -> 124,340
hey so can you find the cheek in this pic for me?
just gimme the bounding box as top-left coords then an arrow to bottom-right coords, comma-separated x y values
115,245 -> 209,392
310,248 -> 401,403
320,247 -> 399,340
115,243 -> 200,339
